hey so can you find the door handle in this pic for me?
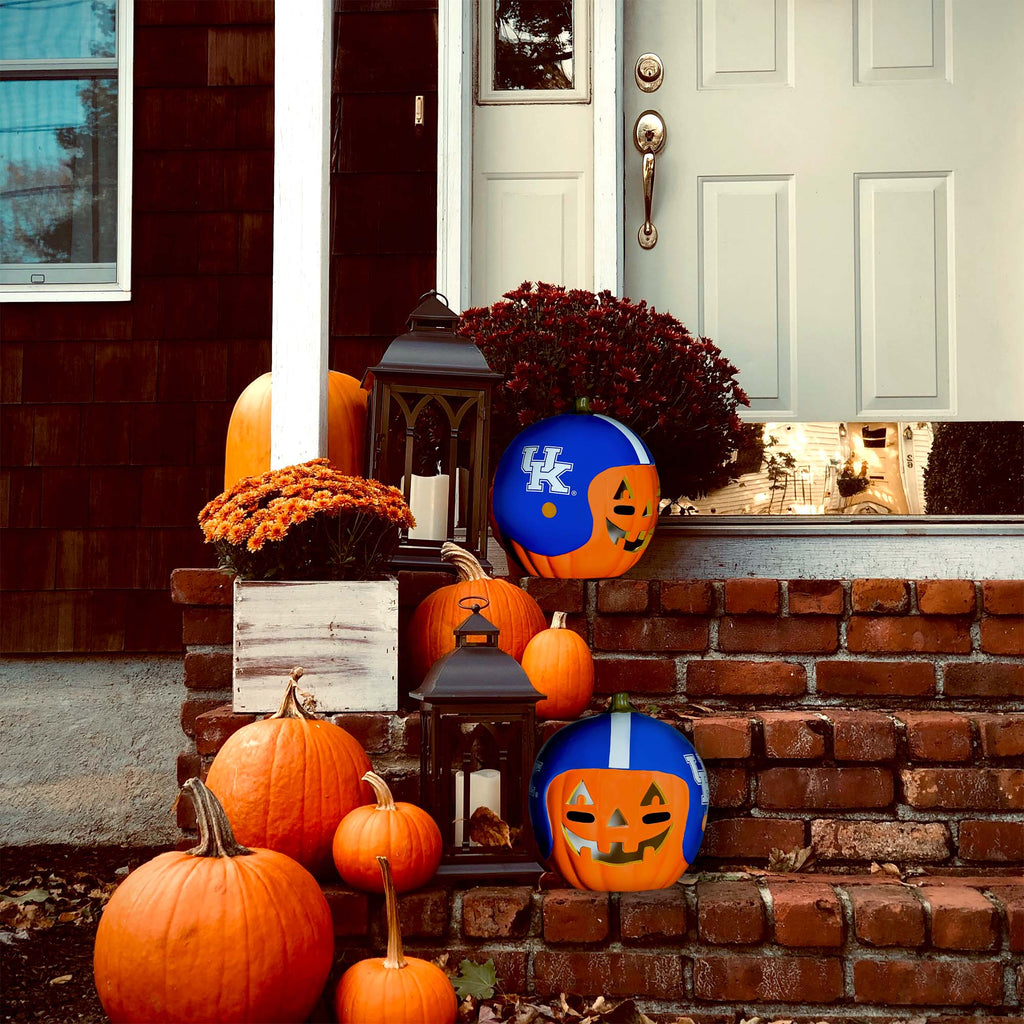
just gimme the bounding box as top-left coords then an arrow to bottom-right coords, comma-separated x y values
633,110 -> 666,249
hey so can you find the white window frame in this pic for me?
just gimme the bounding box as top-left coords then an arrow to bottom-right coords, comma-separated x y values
478,0 -> 591,104
0,0 -> 134,303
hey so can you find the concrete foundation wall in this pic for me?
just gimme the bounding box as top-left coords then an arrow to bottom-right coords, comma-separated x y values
0,656 -> 184,846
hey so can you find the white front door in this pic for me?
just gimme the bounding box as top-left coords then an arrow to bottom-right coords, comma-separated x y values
622,0 -> 1024,422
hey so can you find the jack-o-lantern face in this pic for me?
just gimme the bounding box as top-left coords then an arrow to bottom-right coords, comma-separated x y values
545,768 -> 691,891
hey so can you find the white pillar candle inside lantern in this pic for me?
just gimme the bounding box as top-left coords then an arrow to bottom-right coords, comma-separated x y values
404,473 -> 451,541
453,768 -> 501,845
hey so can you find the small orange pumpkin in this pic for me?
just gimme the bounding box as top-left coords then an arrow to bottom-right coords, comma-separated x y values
223,370 -> 368,489
332,770 -> 442,893
407,542 -> 547,681
205,667 -> 373,878
334,856 -> 458,1024
521,611 -> 595,720
94,778 -> 334,1024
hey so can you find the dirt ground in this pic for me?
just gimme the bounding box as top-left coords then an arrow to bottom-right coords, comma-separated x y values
1,845 -> 163,1023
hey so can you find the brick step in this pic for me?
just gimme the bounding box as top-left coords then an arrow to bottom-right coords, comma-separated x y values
318,873 -> 1024,1018
185,702 -> 1024,870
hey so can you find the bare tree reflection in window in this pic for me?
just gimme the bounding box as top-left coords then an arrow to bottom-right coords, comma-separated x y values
0,0 -> 117,267
493,1 -> 574,91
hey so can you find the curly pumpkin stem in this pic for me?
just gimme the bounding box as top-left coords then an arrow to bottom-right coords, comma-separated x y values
184,777 -> 253,859
363,770 -> 397,812
550,611 -> 568,630
270,667 -> 317,721
377,855 -> 407,970
440,542 -> 489,582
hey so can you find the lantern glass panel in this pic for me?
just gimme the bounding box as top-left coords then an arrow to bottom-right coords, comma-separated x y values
419,703 -> 543,881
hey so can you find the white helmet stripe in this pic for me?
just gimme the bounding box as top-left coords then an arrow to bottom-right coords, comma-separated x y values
594,414 -> 652,465
608,711 -> 632,769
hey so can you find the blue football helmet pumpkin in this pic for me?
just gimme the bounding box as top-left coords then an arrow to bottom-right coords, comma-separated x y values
529,693 -> 708,890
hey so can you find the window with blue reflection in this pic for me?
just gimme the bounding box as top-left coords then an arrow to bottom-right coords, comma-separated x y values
0,0 -> 122,290
0,0 -> 116,61
0,78 -> 117,269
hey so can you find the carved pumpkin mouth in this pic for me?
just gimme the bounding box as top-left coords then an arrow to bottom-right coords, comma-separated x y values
560,824 -> 673,864
605,520 -> 651,552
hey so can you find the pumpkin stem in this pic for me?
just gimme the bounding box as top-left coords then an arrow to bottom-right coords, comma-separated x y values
609,691 -> 637,714
378,855 -> 407,970
271,667 -> 317,720
441,542 -> 490,582
363,770 -> 397,811
184,778 -> 254,859
550,611 -> 568,630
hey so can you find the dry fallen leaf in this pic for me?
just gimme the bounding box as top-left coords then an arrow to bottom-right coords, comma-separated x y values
48,975 -> 73,986
767,845 -> 815,872
870,861 -> 902,878
467,806 -> 514,848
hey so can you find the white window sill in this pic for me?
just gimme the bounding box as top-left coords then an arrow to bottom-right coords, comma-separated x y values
0,286 -> 131,303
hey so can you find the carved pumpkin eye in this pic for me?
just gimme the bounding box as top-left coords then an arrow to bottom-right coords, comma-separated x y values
566,810 -> 596,823
642,810 -> 672,824
613,478 -> 635,515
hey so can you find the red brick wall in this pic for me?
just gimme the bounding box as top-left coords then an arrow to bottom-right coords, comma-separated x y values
174,570 -> 1023,871
0,0 -> 438,653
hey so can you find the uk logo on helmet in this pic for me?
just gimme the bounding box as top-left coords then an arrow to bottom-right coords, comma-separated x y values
521,445 -> 574,494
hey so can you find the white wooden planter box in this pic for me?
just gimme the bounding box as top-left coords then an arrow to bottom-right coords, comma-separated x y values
233,578 -> 398,713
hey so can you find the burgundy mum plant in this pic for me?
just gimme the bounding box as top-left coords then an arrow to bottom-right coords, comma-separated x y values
459,282 -> 749,498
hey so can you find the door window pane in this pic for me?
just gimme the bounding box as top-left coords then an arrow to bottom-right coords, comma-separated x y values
493,0 -> 574,91
665,422 -> 1024,516
0,77 -> 118,273
0,0 -> 117,60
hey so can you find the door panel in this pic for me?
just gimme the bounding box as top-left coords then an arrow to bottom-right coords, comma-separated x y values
624,0 -> 1024,421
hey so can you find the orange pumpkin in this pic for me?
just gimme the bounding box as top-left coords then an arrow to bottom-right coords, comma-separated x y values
332,771 -> 442,893
407,542 -> 547,681
205,667 -> 373,878
334,856 -> 457,1024
521,611 -> 594,720
223,370 -> 368,490
94,778 -> 334,1023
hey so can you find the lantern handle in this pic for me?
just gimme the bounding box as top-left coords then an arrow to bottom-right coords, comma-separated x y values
457,594 -> 490,613
417,288 -> 449,307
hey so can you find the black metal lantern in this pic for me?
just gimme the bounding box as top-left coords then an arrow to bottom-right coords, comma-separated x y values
364,291 -> 501,572
410,598 -> 545,882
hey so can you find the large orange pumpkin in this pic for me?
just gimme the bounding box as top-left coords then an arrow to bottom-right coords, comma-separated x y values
407,542 -> 547,681
205,668 -> 373,878
223,370 -> 368,489
332,770 -> 442,893
334,857 -> 457,1024
94,778 -> 334,1023
520,611 -> 594,720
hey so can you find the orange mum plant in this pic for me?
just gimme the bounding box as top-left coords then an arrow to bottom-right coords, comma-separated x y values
198,458 -> 415,581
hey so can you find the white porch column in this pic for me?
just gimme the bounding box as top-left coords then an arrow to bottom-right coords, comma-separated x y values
270,0 -> 332,467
